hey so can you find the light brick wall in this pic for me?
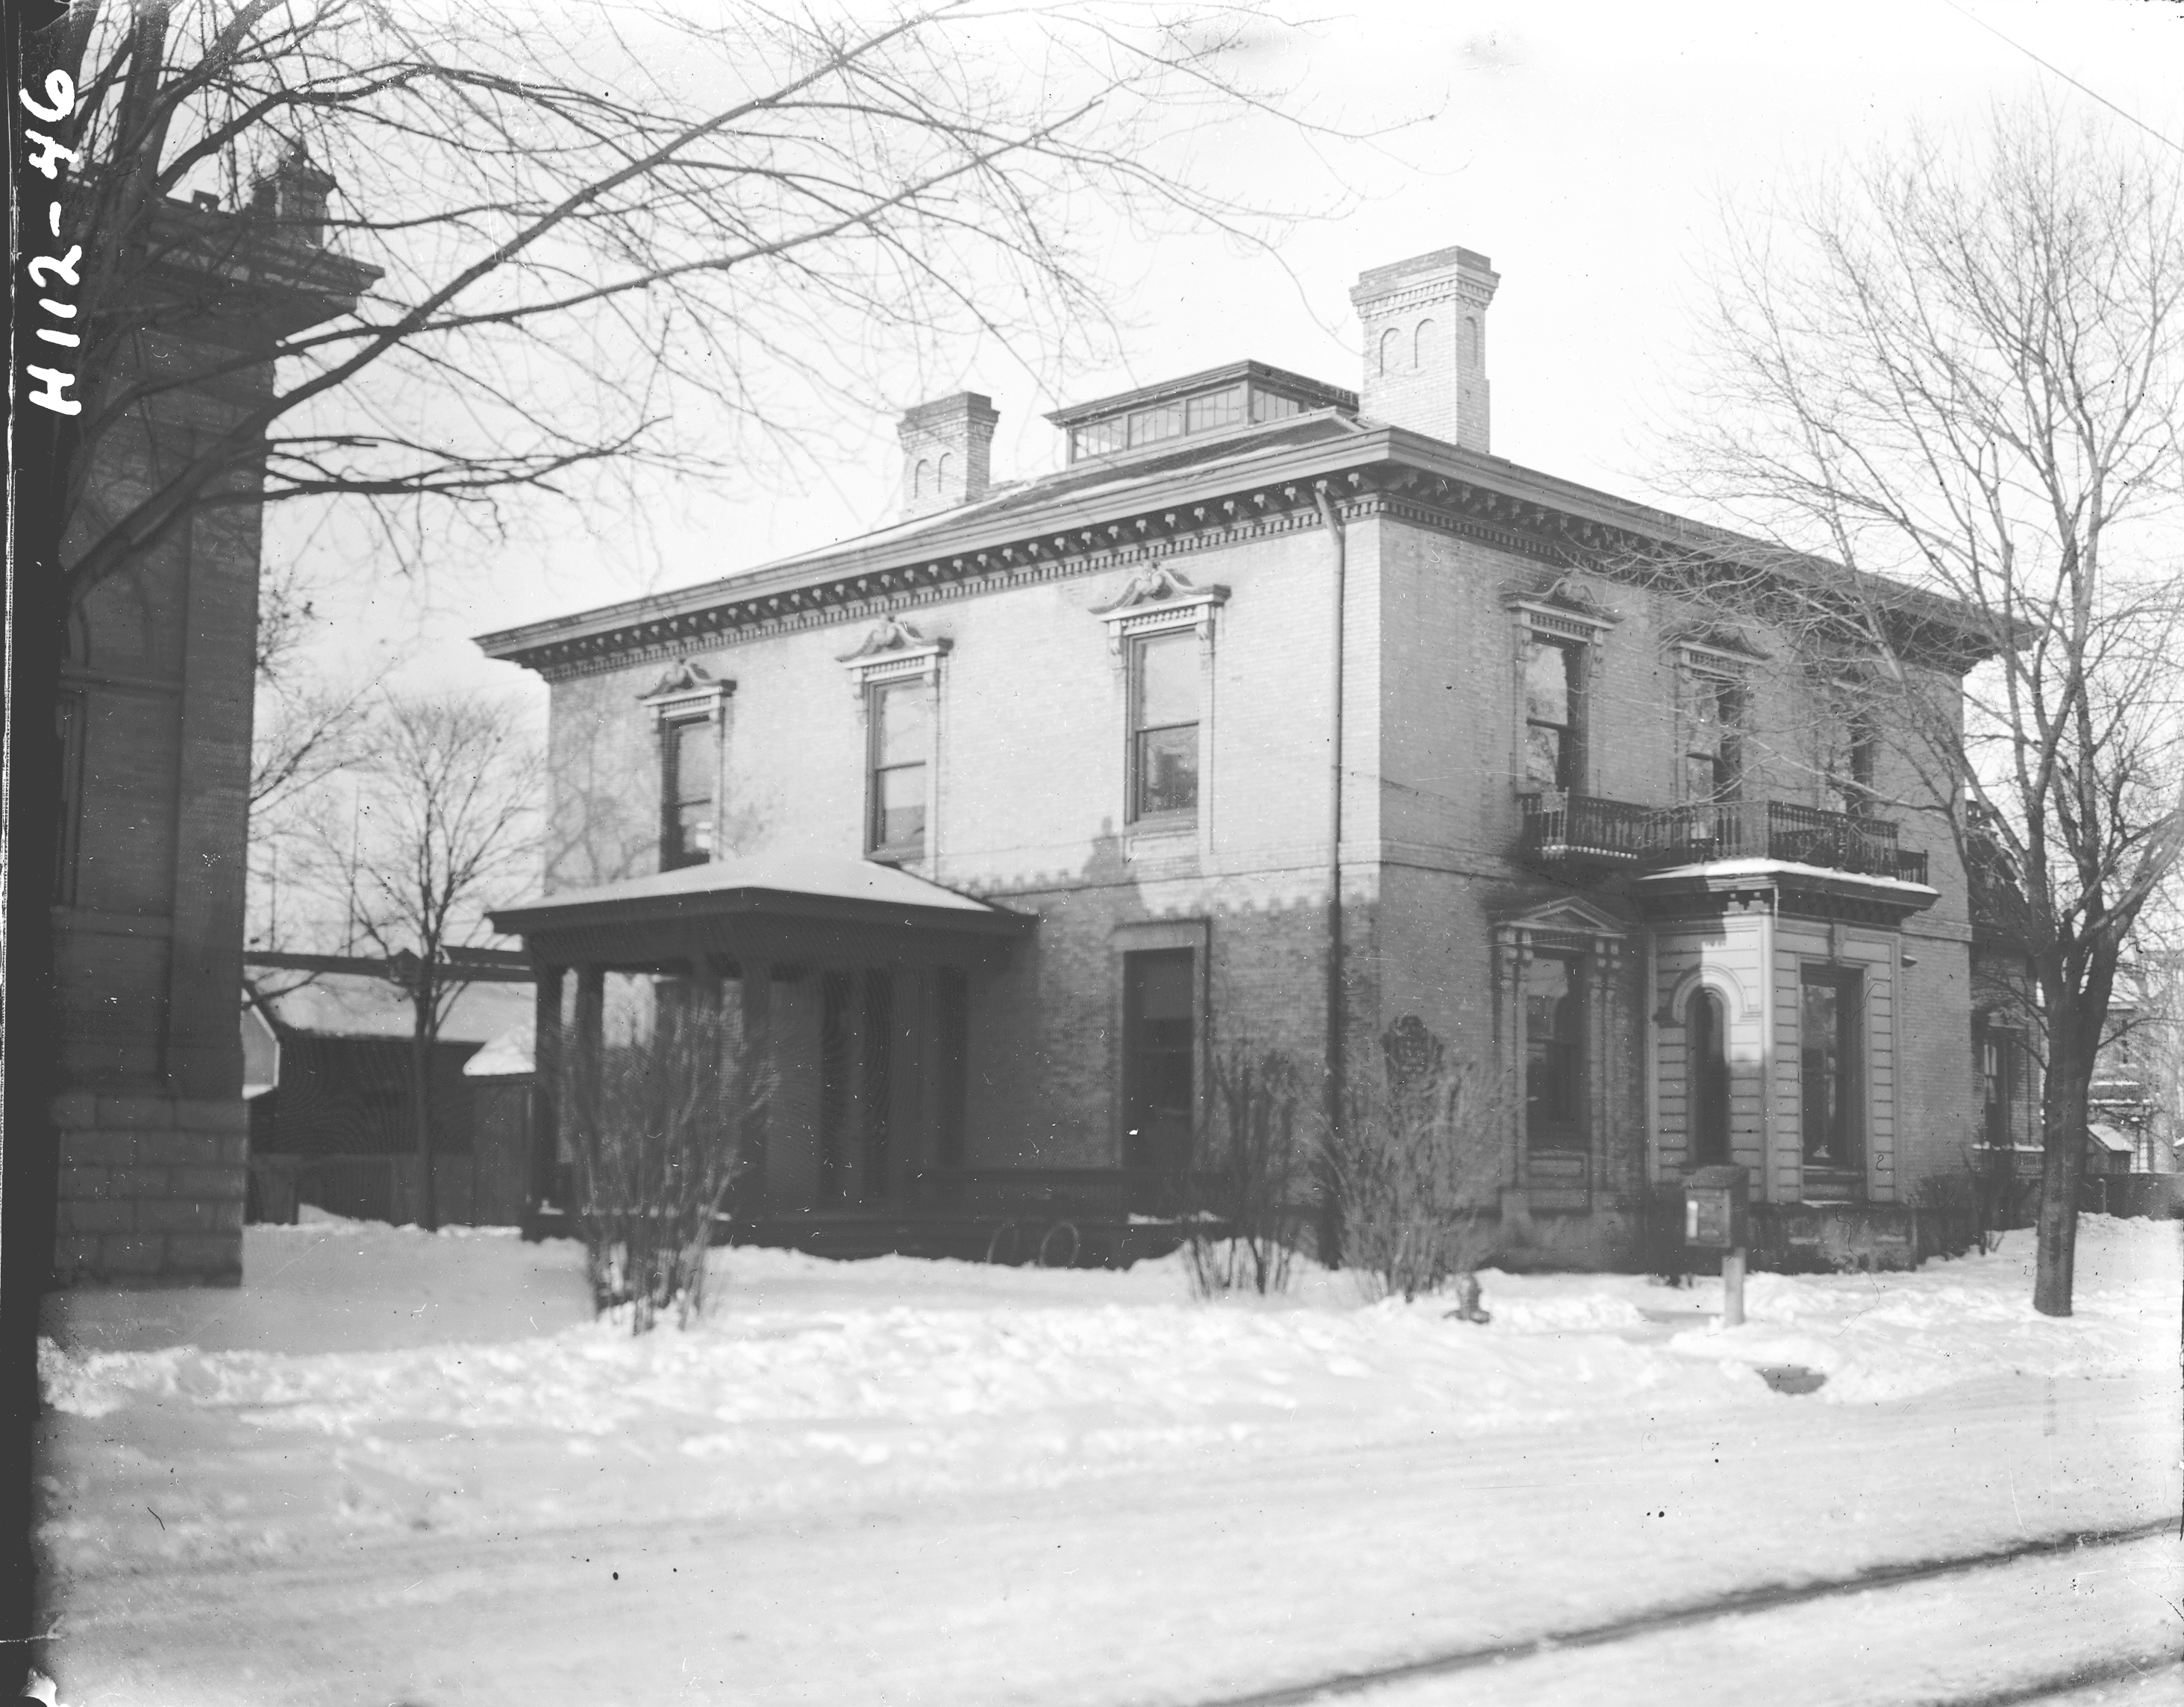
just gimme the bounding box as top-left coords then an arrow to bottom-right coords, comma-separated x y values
536,495 -> 1979,1243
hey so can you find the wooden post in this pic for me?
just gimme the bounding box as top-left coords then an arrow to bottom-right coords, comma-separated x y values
530,965 -> 565,1210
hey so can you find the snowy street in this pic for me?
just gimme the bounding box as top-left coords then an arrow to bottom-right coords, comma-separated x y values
34,1218 -> 2184,1706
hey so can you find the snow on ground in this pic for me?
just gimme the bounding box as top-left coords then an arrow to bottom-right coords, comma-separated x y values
32,1215 -> 2183,1706
37,1215 -> 2176,1570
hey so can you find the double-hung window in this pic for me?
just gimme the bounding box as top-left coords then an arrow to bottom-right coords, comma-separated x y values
1504,592 -> 1615,801
1130,630 -> 1200,821
1523,950 -> 1585,1153
1683,670 -> 1746,804
639,662 -> 733,874
660,716 -> 718,869
868,679 -> 930,855
837,616 -> 949,865
1800,967 -> 1864,1180
1093,565 -> 1227,840
1523,637 -> 1585,794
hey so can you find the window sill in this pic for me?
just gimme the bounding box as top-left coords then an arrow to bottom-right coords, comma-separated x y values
1124,818 -> 1198,864
866,844 -> 927,868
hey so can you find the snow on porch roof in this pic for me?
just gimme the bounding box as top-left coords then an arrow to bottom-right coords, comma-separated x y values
487,851 -> 1030,941
2088,1123 -> 2136,1156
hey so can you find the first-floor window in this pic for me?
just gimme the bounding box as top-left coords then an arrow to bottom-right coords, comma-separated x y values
1524,951 -> 1584,1152
1689,988 -> 1731,1167
1980,1029 -> 2018,1149
869,679 -> 928,855
1130,630 -> 1199,821
661,715 -> 716,870
1122,948 -> 1195,1174
1800,968 -> 1863,1173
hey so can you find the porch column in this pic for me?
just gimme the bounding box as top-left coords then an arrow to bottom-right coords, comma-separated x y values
739,969 -> 773,1207
572,965 -> 606,1188
531,965 -> 565,1208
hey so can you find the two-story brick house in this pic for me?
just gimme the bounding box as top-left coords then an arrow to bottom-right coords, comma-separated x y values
481,243 -> 1984,1262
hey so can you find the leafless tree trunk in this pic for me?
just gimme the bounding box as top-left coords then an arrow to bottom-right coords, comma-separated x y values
1660,104 -> 2184,1314
301,692 -> 538,1231
31,0 -> 1368,618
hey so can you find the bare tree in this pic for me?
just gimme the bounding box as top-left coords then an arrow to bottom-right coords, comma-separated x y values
25,0 -> 1362,621
1665,104 -> 2184,1315
304,692 -> 538,1230
247,559 -> 374,956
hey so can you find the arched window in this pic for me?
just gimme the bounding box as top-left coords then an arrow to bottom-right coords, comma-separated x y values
936,451 -> 954,492
1465,315 -> 1480,365
1690,989 -> 1731,1167
913,458 -> 932,498
1413,318 -> 1437,371
1378,328 -> 1401,376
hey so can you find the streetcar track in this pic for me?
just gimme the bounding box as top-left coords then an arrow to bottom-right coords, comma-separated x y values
1189,1516 -> 2180,1707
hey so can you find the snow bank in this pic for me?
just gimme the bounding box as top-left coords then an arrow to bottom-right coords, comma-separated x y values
35,1215 -> 2177,1578
1662,1218 -> 2180,1402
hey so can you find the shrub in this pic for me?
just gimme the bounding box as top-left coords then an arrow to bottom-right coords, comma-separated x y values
1175,1044 -> 1310,1298
1326,1021 -> 1508,1306
560,993 -> 769,1333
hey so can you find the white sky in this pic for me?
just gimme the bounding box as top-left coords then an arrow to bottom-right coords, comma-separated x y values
269,0 -> 2184,712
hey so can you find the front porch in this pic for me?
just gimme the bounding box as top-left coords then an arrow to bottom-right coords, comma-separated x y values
490,854 -> 1051,1233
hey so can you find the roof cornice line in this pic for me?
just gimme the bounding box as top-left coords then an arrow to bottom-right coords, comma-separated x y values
479,432 -> 1982,678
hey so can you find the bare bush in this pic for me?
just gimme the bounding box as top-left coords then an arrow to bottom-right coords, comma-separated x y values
1327,1022 -> 1508,1307
562,993 -> 769,1334
1176,1045 -> 1309,1298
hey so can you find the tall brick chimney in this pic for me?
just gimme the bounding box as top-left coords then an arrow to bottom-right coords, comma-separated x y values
1350,245 -> 1499,453
898,392 -> 998,520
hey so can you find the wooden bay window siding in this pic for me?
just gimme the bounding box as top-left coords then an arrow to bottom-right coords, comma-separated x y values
660,716 -> 717,869
1130,631 -> 1200,823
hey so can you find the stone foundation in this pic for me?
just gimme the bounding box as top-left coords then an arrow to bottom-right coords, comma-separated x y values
51,1091 -> 248,1286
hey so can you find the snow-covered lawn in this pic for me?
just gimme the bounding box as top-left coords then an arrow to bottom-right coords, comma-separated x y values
34,1215 -> 2183,1706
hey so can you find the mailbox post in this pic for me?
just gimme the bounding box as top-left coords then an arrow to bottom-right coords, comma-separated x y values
1683,1165 -> 1750,1327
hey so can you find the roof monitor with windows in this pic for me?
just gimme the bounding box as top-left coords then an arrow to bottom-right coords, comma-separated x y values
1045,360 -> 1357,464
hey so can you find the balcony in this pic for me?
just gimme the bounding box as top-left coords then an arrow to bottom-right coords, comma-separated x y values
1519,794 -> 1929,886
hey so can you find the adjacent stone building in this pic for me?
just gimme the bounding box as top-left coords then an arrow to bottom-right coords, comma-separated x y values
481,243 -> 1987,1263
50,168 -> 378,1285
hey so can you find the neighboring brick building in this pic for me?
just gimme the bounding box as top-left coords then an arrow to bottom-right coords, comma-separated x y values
481,242 -> 1986,1262
50,166 -> 378,1285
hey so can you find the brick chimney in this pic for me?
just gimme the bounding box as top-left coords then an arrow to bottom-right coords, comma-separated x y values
1350,245 -> 1499,453
249,144 -> 337,248
898,392 -> 998,520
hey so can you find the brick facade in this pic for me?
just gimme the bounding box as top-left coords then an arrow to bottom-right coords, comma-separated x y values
49,194 -> 376,1286
485,245 -> 1983,1262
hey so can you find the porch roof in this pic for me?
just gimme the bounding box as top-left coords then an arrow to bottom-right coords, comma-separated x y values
488,853 -> 1032,968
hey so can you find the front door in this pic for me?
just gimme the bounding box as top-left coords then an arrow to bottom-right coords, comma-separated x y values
1122,949 -> 1195,1187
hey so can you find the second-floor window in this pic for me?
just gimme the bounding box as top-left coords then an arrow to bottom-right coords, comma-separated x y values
1524,636 -> 1586,793
660,716 -> 716,869
1130,630 -> 1199,821
1684,670 -> 1746,804
869,679 -> 929,855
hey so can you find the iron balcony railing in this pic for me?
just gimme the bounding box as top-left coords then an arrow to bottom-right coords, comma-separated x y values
1519,793 -> 1929,885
